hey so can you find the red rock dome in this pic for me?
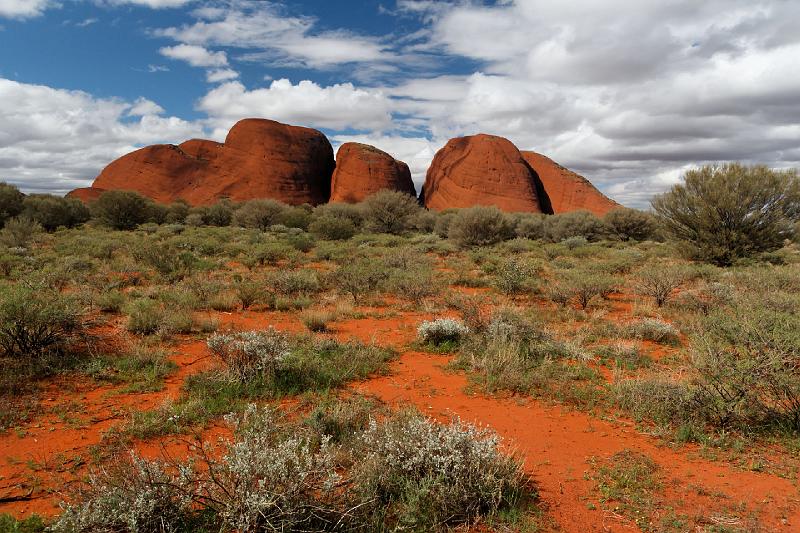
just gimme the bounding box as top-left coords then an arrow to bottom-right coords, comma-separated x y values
330,143 -> 416,203
521,151 -> 619,216
73,118 -> 334,206
422,134 -> 544,213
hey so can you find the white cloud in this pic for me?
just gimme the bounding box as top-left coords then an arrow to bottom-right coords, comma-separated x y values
104,0 -> 193,8
0,0 -> 52,19
154,1 -> 393,68
206,68 -> 239,83
160,44 -> 228,67
198,79 -> 393,134
0,78 -> 202,194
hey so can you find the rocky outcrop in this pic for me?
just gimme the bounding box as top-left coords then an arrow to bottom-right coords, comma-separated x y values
330,143 -> 416,203
66,186 -> 106,203
422,134 -> 545,213
521,151 -> 619,216
73,118 -> 335,206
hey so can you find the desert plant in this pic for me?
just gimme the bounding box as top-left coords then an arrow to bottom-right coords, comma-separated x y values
493,258 -> 537,295
22,194 -> 90,231
626,318 -> 681,345
331,258 -> 389,304
132,241 -> 197,282
545,211 -> 611,242
651,163 -> 800,265
562,271 -> 619,309
270,268 -> 320,296
301,310 -> 333,332
308,215 -> 356,240
207,329 -> 290,382
125,299 -> 163,335
417,318 -> 470,347
97,289 -> 126,313
361,190 -> 421,234
234,280 -> 266,310
448,206 -> 514,247
232,199 -> 287,230
603,207 -> 659,241
91,190 -> 152,230
0,182 -> 24,227
635,264 -> 691,307
513,212 -> 547,240
0,216 -> 41,247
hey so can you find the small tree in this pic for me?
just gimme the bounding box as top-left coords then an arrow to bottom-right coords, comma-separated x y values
604,208 -> 659,241
652,163 -> 799,266
0,182 -> 24,227
92,190 -> 151,230
232,199 -> 287,231
361,190 -> 420,234
22,194 -> 90,231
447,206 -> 514,247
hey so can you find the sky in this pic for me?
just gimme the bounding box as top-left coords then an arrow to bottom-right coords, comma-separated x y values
1,0 -> 799,209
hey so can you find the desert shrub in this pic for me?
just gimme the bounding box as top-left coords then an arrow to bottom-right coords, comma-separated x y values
185,212 -> 204,227
0,514 -> 45,532
22,194 -> 90,231
652,163 -> 800,265
304,395 -> 376,444
635,263 -> 691,307
386,266 -> 441,306
545,210 -> 611,242
0,286 -> 80,367
0,216 -> 41,247
412,209 -> 436,232
232,199 -> 287,230
234,280 -> 267,310
612,378 -> 696,426
308,215 -> 356,240
331,258 -> 390,303
625,318 -> 681,345
354,412 -> 526,529
0,182 -> 24,227
493,257 -> 537,295
125,299 -> 164,335
164,200 -> 190,224
202,198 -> 235,226
433,210 -> 456,238
91,190 -> 152,230
207,329 -> 290,382
270,268 -> 320,296
97,289 -> 126,313
690,300 -> 800,430
561,271 -> 619,309
603,207 -> 659,241
361,190 -> 421,234
301,310 -> 333,332
561,235 -> 588,249
283,232 -> 315,252
313,202 -> 364,228
513,212 -> 547,240
417,318 -> 470,348
250,241 -> 295,266
275,205 -> 312,230
448,206 -> 514,247
132,241 -> 197,282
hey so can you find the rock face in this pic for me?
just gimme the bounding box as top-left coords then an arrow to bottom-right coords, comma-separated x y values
66,187 -> 106,203
422,134 -> 545,213
74,118 -> 334,206
521,151 -> 619,217
330,143 -> 416,203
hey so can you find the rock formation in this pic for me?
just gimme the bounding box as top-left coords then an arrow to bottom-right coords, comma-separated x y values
521,151 -> 619,217
70,118 -> 334,206
422,134 -> 545,213
330,143 -> 416,203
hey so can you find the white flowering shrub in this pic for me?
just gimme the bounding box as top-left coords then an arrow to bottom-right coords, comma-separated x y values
51,451 -> 195,533
417,318 -> 470,347
354,412 -> 525,528
626,318 -> 681,345
207,329 -> 290,382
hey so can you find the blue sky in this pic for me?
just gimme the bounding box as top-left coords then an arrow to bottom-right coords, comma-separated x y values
1,0 -> 799,208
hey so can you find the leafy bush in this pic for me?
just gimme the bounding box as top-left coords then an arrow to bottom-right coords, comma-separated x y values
545,211 -> 611,242
275,205 -> 312,230
234,280 -> 267,310
447,206 -> 514,247
417,318 -> 470,347
132,241 -> 198,282
91,190 -> 152,230
361,190 -> 421,234
308,215 -> 356,240
354,412 -> 526,529
625,318 -> 681,345
513,212 -> 547,240
22,194 -> 90,231
0,285 -> 80,366
313,202 -> 364,228
207,329 -> 290,382
97,289 -> 126,313
0,182 -> 24,227
125,299 -> 164,335
603,207 -> 659,241
0,216 -> 41,247
493,258 -> 537,294
561,271 -> 619,309
232,199 -> 287,230
433,210 -> 456,238
331,258 -> 389,303
270,268 -> 320,296
651,163 -> 800,265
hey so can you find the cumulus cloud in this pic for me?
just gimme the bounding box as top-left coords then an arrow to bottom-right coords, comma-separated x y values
103,0 -> 193,8
206,68 -> 239,83
198,79 -> 393,135
0,78 -> 202,194
160,44 -> 228,67
0,0 -> 53,19
154,1 -> 394,69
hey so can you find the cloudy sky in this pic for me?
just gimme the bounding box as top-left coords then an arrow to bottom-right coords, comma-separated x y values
1,0 -> 798,208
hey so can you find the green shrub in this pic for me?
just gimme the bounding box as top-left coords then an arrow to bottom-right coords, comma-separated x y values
91,190 -> 152,230
331,258 -> 389,303
276,205 -> 312,230
0,182 -> 25,227
97,289 -> 126,313
313,202 -> 364,228
132,242 -> 198,282
250,242 -> 294,266
493,258 -> 537,295
270,268 -> 320,296
513,212 -> 547,240
232,199 -> 287,230
652,163 -> 800,265
561,271 -> 619,309
308,215 -> 356,240
0,216 -> 41,247
164,200 -> 190,224
125,299 -> 163,335
22,194 -> 90,231
0,286 -> 80,366
447,206 -> 514,247
361,190 -> 421,234
202,198 -> 235,226
417,318 -> 470,348
545,211 -> 611,242
603,208 -> 659,241
433,210 -> 456,238
635,264 -> 691,307
625,318 -> 681,345
234,280 -> 267,310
